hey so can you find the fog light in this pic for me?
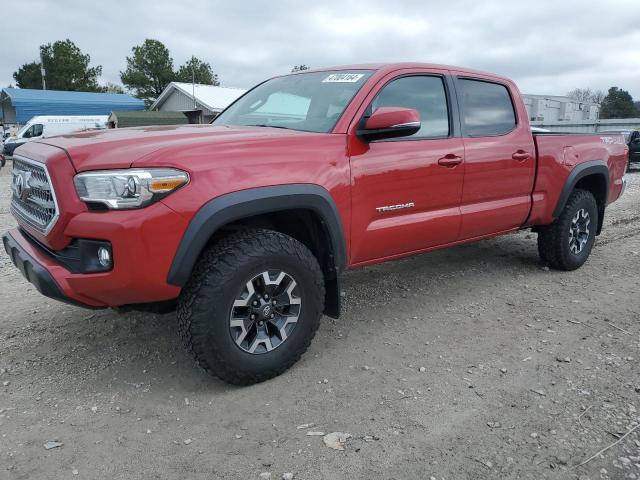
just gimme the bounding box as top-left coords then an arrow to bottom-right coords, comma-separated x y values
97,247 -> 112,268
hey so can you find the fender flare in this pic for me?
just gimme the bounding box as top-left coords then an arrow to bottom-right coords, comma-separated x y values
167,184 -> 347,288
552,160 -> 609,219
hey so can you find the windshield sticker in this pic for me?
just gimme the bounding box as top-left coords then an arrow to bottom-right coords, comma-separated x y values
600,135 -> 624,145
322,73 -> 365,83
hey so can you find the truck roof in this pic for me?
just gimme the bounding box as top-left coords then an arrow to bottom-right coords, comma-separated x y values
289,62 -> 510,82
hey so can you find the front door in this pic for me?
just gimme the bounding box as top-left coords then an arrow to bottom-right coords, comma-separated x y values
349,72 -> 465,265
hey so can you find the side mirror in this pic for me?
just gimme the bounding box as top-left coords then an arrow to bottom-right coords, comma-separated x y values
357,107 -> 421,141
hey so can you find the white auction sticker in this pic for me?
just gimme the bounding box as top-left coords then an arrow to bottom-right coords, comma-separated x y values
322,73 -> 365,83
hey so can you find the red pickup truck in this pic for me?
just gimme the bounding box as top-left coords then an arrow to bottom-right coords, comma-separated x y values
2,63 -> 628,384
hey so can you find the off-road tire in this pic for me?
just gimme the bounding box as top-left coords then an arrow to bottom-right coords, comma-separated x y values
177,228 -> 324,385
537,189 -> 598,271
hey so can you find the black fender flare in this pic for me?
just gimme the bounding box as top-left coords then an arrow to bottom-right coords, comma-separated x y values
553,161 -> 609,231
167,184 -> 347,290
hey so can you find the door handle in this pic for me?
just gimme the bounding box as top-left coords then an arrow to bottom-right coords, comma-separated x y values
437,154 -> 463,167
512,150 -> 531,161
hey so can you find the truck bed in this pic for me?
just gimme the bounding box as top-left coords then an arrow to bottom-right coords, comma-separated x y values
527,132 -> 628,226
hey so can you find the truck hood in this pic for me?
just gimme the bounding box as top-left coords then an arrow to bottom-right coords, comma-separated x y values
32,124 -> 315,172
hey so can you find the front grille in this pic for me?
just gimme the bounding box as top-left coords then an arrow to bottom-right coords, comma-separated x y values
10,156 -> 59,234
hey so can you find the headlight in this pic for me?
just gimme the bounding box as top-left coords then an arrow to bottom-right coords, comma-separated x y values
74,168 -> 189,209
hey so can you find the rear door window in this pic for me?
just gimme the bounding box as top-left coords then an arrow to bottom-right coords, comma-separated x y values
458,79 -> 516,136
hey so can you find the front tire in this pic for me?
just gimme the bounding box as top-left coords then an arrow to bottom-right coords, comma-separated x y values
537,189 -> 598,271
177,229 -> 324,385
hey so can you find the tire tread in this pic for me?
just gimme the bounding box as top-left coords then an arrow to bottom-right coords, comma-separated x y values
537,189 -> 597,271
177,228 -> 324,385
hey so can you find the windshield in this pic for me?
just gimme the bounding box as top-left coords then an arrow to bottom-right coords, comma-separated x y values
214,70 -> 374,133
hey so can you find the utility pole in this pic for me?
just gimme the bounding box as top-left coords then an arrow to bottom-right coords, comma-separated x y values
39,51 -> 46,90
191,56 -> 199,123
192,57 -> 196,108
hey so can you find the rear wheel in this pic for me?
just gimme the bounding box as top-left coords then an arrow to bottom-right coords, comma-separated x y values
537,189 -> 598,271
177,229 -> 324,385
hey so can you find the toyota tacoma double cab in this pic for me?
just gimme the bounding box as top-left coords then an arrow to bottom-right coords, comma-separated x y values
2,63 -> 629,385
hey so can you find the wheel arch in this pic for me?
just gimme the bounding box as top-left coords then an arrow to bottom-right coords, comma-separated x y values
167,184 -> 346,318
553,160 -> 609,235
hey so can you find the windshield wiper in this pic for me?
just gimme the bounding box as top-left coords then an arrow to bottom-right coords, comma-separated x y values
248,124 -> 292,130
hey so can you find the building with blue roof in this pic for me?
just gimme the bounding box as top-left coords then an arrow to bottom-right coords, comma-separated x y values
1,88 -> 144,124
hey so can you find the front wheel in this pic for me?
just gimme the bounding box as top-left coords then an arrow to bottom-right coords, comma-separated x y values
537,189 -> 598,271
177,229 -> 324,385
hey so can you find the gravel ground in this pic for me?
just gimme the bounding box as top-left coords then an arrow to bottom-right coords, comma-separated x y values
0,161 -> 639,480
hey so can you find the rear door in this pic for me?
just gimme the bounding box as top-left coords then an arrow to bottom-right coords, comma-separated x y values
453,75 -> 536,239
348,69 -> 465,264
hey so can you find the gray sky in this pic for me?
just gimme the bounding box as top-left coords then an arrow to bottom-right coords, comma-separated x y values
3,0 -> 640,97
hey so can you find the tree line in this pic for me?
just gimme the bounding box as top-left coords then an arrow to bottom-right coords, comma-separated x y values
12,39 -> 220,106
11,39 -> 311,108
566,87 -> 638,119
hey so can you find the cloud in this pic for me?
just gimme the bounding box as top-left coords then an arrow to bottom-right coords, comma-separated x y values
2,0 -> 639,98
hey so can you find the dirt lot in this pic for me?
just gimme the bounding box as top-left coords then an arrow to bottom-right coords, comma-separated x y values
0,162 -> 639,480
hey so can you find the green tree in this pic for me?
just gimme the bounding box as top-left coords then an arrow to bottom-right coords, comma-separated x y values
13,40 -> 102,91
120,39 -> 174,106
13,62 -> 43,89
175,56 -> 219,85
600,87 -> 638,119
291,65 -> 310,72
102,82 -> 125,94
42,39 -> 102,91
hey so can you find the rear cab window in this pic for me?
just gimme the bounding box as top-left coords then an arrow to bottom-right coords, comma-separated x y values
457,79 -> 516,136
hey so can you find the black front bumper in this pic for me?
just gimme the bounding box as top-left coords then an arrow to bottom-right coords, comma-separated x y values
3,142 -> 22,156
2,230 -> 88,307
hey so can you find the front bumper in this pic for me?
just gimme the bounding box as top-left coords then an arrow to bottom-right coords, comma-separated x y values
3,142 -> 22,156
2,200 -> 188,308
2,230 -> 91,308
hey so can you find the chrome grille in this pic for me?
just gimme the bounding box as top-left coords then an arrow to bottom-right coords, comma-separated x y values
10,156 -> 59,234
